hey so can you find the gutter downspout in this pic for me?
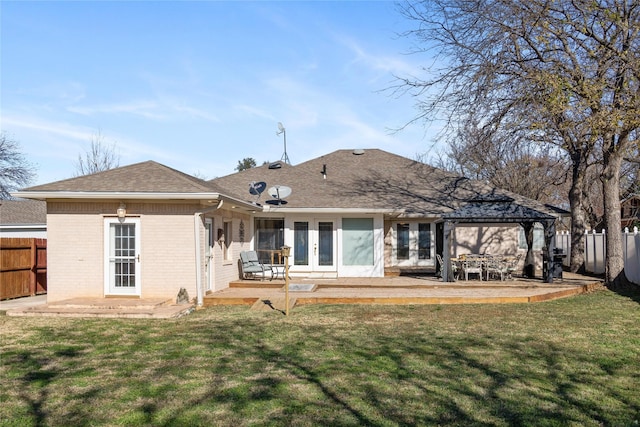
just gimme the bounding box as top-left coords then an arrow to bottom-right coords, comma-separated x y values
194,200 -> 224,307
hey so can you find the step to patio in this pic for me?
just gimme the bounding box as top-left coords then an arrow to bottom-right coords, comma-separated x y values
5,298 -> 195,319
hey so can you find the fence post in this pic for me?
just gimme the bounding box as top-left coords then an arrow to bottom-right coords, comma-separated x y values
30,238 -> 36,296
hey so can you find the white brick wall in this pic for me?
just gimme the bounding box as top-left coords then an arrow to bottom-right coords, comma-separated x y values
46,201 -> 206,302
47,212 -> 104,302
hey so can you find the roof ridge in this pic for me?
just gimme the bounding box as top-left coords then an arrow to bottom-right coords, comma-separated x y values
148,161 -> 213,192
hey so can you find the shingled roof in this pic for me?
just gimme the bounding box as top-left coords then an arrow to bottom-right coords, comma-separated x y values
211,149 -> 496,215
22,161 -> 222,194
14,150 -> 567,218
0,200 -> 47,225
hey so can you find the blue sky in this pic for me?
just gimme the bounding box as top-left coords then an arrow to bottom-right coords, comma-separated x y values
2,1 -> 439,186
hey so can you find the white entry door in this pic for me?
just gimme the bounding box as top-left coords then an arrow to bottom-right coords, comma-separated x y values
292,219 -> 337,273
105,218 -> 141,296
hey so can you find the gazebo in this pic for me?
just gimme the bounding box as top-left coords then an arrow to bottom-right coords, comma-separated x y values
441,194 -> 566,283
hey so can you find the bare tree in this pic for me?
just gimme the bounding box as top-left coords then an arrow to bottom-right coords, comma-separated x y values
74,132 -> 120,176
396,0 -> 640,287
433,117 -> 570,207
0,132 -> 36,199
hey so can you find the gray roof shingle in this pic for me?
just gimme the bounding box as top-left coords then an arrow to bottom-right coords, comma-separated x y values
16,150 -> 566,218
211,149 -> 493,215
0,200 -> 47,225
21,161 -> 237,196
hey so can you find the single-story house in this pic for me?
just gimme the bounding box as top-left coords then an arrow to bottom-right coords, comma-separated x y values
0,200 -> 47,238
621,194 -> 640,229
13,149 -> 567,305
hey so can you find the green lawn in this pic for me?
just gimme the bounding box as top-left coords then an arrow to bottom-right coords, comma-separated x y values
2,288 -> 640,426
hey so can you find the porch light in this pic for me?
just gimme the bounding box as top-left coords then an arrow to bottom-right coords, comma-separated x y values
117,203 -> 127,220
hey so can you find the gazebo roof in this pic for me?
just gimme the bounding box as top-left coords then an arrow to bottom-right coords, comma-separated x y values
442,194 -> 562,223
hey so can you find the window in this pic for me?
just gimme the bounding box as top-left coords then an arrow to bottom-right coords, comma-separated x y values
318,222 -> 334,266
342,218 -> 374,266
255,218 -> 284,264
396,223 -> 410,260
294,221 -> 309,266
519,224 -> 544,250
223,220 -> 232,260
418,223 -> 431,260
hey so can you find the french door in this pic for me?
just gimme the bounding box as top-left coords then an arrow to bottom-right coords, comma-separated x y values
293,219 -> 336,272
105,218 -> 141,295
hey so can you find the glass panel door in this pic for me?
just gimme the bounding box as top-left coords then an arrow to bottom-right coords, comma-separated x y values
318,222 -> 333,266
294,221 -> 309,266
314,220 -> 336,271
106,218 -> 140,295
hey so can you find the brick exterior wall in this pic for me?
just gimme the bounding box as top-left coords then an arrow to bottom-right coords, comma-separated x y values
46,201 -> 241,302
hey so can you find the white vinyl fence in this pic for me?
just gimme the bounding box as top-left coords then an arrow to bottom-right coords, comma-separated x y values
555,227 -> 640,285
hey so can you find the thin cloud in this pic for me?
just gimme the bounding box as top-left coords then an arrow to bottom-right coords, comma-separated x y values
335,34 -> 419,78
2,115 -> 95,141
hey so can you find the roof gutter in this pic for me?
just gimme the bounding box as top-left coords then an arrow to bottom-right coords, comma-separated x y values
259,207 -> 404,215
11,191 -> 260,211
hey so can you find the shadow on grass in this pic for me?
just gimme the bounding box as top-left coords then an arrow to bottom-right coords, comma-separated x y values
3,303 -> 640,426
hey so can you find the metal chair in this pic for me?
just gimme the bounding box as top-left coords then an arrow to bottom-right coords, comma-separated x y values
462,257 -> 483,281
436,253 -> 459,280
239,251 -> 272,280
505,254 -> 522,280
485,257 -> 508,281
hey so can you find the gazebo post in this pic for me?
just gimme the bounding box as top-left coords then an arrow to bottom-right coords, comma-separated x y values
521,222 -> 536,278
543,220 -> 556,284
443,221 -> 455,282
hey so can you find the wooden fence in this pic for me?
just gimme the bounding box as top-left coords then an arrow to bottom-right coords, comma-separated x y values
0,238 -> 47,300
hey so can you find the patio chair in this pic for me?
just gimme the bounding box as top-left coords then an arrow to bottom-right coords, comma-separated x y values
485,257 -> 508,281
462,257 -> 483,281
505,254 -> 522,280
436,253 -> 459,280
239,251 -> 272,280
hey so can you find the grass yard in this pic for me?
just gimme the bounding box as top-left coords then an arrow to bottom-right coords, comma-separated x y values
2,287 -> 640,427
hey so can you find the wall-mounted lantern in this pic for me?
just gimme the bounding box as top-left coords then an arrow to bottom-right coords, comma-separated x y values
117,203 -> 127,222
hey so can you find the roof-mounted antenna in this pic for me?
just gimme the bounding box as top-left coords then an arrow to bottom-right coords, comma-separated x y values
276,122 -> 291,164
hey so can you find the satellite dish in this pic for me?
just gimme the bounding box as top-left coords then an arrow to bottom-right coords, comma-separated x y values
249,181 -> 267,195
266,199 -> 288,205
277,122 -> 285,132
268,185 -> 292,200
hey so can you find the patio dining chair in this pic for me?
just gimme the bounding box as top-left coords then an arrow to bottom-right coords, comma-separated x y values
462,257 -> 483,281
485,257 -> 509,281
436,253 -> 459,280
505,254 -> 522,280
239,250 -> 272,280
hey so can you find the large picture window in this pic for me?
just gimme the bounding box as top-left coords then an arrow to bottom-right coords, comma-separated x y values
255,218 -> 284,264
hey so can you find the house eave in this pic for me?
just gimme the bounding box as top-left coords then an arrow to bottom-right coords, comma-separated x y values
259,207 -> 405,216
11,191 -> 262,212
